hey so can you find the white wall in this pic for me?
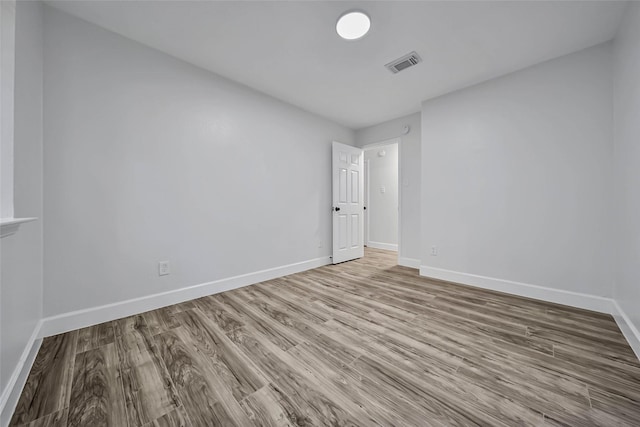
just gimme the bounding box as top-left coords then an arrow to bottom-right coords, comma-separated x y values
364,143 -> 398,250
1,0 -> 16,219
42,7 -> 353,317
356,113 -> 421,265
421,44 -> 613,300
0,0 -> 43,421
613,2 -> 640,348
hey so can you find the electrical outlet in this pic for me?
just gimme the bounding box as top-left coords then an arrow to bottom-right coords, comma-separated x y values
318,240 -> 323,248
430,246 -> 438,256
158,261 -> 170,276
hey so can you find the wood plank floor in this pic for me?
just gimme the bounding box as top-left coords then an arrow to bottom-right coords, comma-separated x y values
11,248 -> 640,426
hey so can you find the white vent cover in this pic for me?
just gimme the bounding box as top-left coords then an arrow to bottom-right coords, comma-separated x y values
385,51 -> 421,74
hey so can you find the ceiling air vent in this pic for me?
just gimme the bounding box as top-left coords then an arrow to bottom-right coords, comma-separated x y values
385,51 -> 421,74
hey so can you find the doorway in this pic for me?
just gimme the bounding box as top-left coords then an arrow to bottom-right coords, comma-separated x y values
331,141 -> 364,264
363,139 -> 399,254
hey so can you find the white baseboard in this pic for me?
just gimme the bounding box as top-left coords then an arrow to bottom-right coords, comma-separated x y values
611,300 -> 640,361
2,259 -> 639,425
39,256 -> 331,338
1,321 -> 43,427
420,266 -> 639,364
398,257 -> 420,269
419,266 -> 614,314
2,256 -> 330,425
366,241 -> 398,252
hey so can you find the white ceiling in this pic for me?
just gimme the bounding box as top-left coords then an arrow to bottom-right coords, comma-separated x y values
47,1 -> 627,129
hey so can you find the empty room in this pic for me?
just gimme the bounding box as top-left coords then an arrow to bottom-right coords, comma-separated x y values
1,0 -> 640,425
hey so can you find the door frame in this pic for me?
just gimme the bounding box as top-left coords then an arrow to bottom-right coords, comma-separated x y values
364,158 -> 370,247
361,137 -> 401,259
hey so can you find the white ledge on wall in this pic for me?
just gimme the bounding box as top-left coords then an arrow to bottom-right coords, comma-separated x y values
0,218 -> 37,238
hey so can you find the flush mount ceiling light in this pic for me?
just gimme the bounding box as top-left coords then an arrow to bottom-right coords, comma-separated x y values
336,11 -> 371,40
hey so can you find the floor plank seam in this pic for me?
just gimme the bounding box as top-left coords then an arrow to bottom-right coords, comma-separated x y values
116,364 -> 131,427
346,354 -> 362,369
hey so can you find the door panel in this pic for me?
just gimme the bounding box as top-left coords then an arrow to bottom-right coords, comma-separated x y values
339,169 -> 348,203
351,214 -> 360,248
351,171 -> 359,202
332,141 -> 364,263
338,215 -> 347,249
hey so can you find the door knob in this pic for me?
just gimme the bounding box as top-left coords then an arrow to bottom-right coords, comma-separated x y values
334,207 -> 341,212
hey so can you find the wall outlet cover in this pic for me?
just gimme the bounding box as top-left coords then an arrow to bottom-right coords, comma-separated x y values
158,261 -> 170,276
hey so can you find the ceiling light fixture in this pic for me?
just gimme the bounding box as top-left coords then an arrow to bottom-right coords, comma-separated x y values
336,11 -> 371,40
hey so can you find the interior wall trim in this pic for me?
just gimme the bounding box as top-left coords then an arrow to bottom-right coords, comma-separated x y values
366,241 -> 398,252
612,300 -> 640,361
5,256 -> 327,425
6,257 -> 639,427
420,265 -> 640,361
38,256 -> 331,339
398,257 -> 420,269
419,265 -> 614,313
0,322 -> 43,427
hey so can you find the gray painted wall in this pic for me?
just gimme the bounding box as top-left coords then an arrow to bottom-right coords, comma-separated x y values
42,7 -> 354,317
0,0 -> 43,416
420,44 -> 613,297
613,2 -> 640,343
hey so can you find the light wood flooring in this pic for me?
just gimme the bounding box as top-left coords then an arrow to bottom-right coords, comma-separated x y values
10,248 -> 640,426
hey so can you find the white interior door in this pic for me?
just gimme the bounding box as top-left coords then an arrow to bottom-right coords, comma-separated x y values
332,141 -> 364,264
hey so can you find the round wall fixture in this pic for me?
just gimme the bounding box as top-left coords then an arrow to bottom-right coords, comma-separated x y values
336,11 -> 371,40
